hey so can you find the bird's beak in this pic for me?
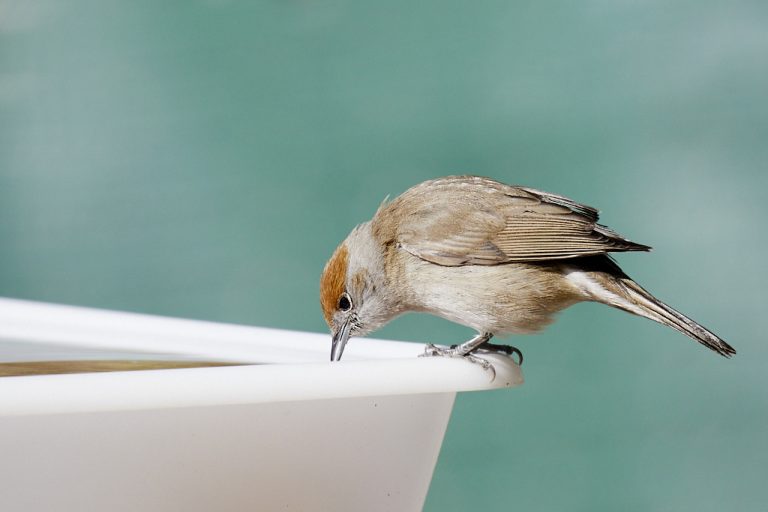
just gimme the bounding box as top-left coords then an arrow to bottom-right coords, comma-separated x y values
330,318 -> 352,362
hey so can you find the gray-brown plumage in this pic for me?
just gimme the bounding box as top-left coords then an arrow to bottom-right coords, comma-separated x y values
321,175 -> 735,362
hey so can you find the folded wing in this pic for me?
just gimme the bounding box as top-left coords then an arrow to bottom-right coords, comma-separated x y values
374,176 -> 650,266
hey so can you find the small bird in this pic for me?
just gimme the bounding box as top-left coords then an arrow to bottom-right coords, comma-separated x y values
320,176 -> 734,367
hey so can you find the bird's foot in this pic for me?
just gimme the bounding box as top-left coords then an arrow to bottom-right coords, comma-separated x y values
476,341 -> 523,366
421,343 -> 496,380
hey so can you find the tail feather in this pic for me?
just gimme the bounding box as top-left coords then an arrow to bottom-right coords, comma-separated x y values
613,278 -> 736,357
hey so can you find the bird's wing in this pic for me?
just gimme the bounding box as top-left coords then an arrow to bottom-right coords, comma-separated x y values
376,176 -> 650,266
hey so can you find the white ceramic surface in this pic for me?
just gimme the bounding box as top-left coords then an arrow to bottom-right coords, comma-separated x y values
0,298 -> 522,511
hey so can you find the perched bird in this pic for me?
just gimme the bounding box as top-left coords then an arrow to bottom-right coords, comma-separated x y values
320,176 -> 734,367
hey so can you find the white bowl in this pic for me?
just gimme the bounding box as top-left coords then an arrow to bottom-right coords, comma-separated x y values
0,299 -> 522,512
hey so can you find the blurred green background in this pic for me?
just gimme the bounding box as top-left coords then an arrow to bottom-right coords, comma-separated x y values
1,1 -> 766,510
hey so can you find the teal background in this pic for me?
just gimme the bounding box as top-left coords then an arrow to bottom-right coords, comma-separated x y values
1,1 -> 766,510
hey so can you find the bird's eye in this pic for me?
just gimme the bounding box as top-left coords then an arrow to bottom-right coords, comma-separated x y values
338,293 -> 352,312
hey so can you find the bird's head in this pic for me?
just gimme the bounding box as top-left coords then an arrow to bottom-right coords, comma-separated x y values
320,222 -> 400,361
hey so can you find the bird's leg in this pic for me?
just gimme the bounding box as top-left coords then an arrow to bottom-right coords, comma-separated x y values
424,332 -> 492,357
422,332 -> 497,378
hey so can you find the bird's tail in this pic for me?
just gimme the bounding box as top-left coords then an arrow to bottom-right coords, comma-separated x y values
605,276 -> 735,357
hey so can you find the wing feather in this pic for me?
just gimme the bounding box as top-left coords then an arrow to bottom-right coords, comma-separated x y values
372,176 -> 650,266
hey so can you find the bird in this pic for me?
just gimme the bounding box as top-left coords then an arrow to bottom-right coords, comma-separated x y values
320,175 -> 735,368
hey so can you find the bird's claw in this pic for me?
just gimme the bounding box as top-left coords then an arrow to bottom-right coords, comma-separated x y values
421,344 -> 496,381
476,342 -> 523,366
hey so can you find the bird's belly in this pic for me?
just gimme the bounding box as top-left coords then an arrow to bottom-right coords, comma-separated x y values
401,258 -> 579,335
